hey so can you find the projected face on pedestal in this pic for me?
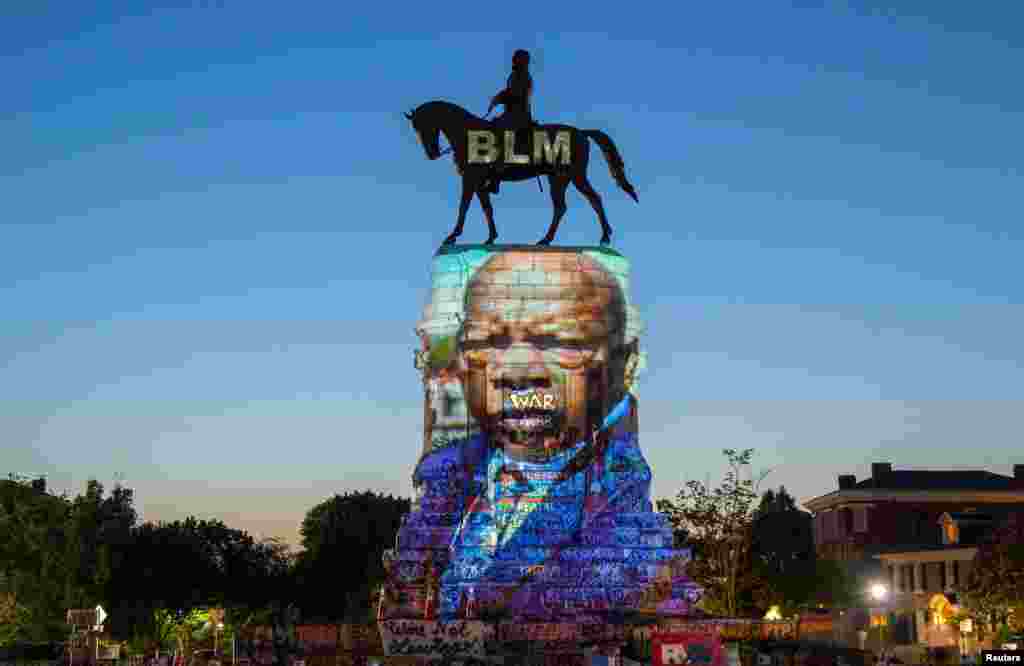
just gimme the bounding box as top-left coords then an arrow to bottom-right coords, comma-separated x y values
456,251 -> 627,461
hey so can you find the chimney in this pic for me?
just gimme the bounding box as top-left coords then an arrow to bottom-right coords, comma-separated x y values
871,463 -> 892,486
1014,464 -> 1024,480
838,475 -> 856,490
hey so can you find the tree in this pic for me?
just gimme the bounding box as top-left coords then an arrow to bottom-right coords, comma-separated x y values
1,473 -> 296,651
748,485 -> 858,627
0,591 -> 32,646
962,512 -> 1024,637
656,449 -> 769,617
296,491 -> 410,622
0,475 -> 137,643
754,485 -> 798,518
0,475 -> 74,644
106,518 -> 290,648
750,487 -> 816,615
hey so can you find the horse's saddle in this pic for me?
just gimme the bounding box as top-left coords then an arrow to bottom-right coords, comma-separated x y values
484,119 -> 540,192
490,118 -> 539,158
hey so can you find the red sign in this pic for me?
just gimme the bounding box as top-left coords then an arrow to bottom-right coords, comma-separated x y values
652,632 -> 724,666
798,614 -> 833,636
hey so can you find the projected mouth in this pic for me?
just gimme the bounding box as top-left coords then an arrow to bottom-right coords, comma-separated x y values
491,389 -> 566,456
498,409 -> 561,435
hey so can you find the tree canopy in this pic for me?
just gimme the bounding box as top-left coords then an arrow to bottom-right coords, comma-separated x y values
0,474 -> 291,649
658,460 -> 856,619
962,511 -> 1024,635
656,449 -> 767,617
295,490 -> 410,622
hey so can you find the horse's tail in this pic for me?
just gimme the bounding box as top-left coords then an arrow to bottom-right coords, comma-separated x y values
582,129 -> 639,203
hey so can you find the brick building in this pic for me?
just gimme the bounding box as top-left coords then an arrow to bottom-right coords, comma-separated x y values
803,462 -> 1024,659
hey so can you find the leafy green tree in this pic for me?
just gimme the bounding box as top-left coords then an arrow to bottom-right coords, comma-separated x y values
809,557 -> 857,608
755,485 -> 799,518
1,472 -> 299,653
0,591 -> 32,646
0,475 -> 74,644
656,449 -> 769,617
748,486 -> 857,626
107,518 -> 289,647
750,487 -> 816,616
296,490 -> 410,621
962,512 -> 1024,637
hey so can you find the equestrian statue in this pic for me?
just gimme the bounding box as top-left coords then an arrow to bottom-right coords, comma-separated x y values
404,49 -> 639,247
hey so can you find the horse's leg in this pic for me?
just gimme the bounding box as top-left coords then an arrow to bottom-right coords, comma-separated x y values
572,171 -> 612,245
443,175 -> 476,245
475,189 -> 498,244
538,173 -> 570,245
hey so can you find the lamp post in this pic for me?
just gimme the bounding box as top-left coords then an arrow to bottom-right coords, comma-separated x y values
870,583 -> 888,662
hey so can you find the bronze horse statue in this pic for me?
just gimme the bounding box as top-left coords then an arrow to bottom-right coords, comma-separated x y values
404,100 -> 638,246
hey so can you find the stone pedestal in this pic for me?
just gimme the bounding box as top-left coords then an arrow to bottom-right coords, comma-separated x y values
380,246 -> 702,656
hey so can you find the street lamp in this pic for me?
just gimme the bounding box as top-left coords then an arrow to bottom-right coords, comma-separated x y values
869,583 -> 889,661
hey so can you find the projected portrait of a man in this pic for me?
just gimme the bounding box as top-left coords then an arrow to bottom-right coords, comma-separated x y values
391,247 -> 694,622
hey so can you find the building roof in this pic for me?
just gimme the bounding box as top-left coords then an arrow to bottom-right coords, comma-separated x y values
943,512 -> 995,522
856,470 -> 1021,491
803,464 -> 1024,512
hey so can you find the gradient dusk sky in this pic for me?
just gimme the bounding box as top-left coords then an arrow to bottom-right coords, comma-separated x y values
4,3 -> 1023,546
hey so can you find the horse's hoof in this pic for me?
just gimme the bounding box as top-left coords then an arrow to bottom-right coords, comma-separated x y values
443,236 -> 458,246
600,235 -> 611,246
536,237 -> 553,246
484,236 -> 498,245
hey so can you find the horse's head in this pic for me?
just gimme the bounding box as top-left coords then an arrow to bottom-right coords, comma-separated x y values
405,105 -> 443,161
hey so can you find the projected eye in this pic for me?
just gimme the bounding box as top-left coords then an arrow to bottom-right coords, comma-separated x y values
527,335 -> 561,349
488,333 -> 512,349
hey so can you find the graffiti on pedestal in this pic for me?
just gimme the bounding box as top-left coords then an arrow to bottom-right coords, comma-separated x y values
380,246 -> 704,656
379,620 -> 492,658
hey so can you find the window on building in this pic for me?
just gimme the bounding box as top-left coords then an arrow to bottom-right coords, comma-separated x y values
942,515 -> 960,545
854,506 -> 870,532
840,508 -> 853,535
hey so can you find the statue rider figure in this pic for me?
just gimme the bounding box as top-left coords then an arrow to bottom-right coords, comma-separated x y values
485,49 -> 536,194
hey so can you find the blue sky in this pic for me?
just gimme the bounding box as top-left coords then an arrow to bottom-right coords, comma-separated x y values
3,2 -> 1023,545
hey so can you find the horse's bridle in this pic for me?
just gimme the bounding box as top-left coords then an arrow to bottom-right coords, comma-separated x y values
433,108 -> 494,158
